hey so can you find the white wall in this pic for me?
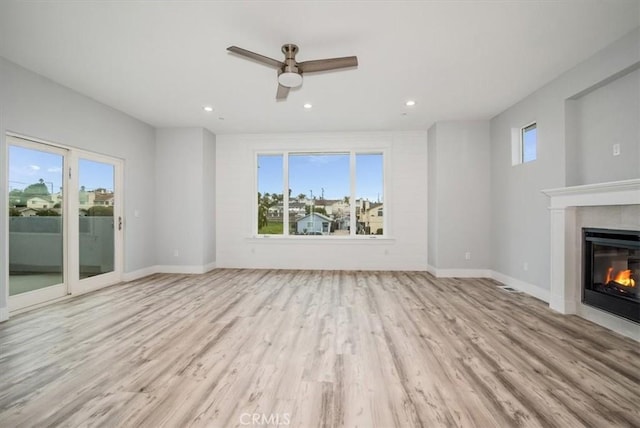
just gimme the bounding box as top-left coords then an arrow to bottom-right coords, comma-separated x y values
427,121 -> 491,275
203,129 -> 216,267
0,56 -> 157,319
155,127 -> 216,272
427,125 -> 438,268
568,68 -> 640,186
215,131 -> 428,270
490,28 -> 640,294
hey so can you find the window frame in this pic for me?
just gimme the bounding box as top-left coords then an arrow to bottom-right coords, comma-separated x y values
254,149 -> 387,239
511,121 -> 537,166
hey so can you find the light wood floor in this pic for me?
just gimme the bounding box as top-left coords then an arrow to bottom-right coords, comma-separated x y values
0,269 -> 638,428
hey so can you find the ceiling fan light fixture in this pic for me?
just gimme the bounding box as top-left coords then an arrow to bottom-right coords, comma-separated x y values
228,44 -> 357,100
278,71 -> 303,88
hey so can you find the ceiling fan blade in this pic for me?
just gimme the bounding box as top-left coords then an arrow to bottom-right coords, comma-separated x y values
227,46 -> 284,68
298,56 -> 358,73
276,84 -> 290,100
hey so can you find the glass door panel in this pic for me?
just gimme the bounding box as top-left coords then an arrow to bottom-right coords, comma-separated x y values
78,158 -> 115,279
8,143 -> 66,299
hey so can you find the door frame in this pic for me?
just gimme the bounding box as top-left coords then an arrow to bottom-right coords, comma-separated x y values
69,150 -> 124,295
7,135 -> 70,311
6,133 -> 125,311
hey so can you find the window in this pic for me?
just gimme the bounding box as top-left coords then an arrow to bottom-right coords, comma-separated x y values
511,122 -> 537,165
257,154 -> 284,235
289,153 -> 350,236
521,123 -> 537,163
256,151 -> 384,237
356,153 -> 384,235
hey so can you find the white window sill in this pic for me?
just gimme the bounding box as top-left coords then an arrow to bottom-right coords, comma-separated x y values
246,235 -> 395,244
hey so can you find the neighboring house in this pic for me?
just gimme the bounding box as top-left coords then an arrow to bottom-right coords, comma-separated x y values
358,203 -> 383,234
328,200 -> 349,217
18,208 -> 38,217
267,202 -> 308,220
51,192 -> 63,206
79,189 -> 96,209
94,190 -> 114,206
26,196 -> 52,209
314,199 -> 340,216
296,212 -> 333,235
288,201 -> 306,216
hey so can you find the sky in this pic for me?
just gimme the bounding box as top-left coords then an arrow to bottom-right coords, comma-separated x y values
8,146 -> 114,194
523,126 -> 537,163
258,153 -> 383,202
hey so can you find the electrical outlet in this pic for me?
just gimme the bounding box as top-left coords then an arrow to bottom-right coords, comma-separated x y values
173,249 -> 179,257
613,143 -> 621,156
523,262 -> 529,271
465,252 -> 471,260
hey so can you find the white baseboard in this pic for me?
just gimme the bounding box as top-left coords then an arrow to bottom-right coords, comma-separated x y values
122,265 -> 160,282
156,264 -> 217,275
426,265 -> 491,278
0,306 -> 8,322
425,265 -> 550,303
123,262 -> 217,281
490,270 -> 550,303
203,261 -> 217,273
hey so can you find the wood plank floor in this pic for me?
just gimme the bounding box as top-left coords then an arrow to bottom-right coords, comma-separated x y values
0,269 -> 638,428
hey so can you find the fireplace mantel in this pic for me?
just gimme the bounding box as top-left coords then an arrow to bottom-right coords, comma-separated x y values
542,178 -> 640,340
542,178 -> 640,208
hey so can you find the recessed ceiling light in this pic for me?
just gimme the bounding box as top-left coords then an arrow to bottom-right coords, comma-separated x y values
405,100 -> 416,107
303,103 -> 313,109
203,106 -> 214,112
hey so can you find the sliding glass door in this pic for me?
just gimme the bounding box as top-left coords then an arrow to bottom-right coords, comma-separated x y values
74,153 -> 123,292
7,135 -> 124,311
8,138 -> 68,309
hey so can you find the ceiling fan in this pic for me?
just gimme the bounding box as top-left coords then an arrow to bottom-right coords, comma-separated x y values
227,44 -> 358,100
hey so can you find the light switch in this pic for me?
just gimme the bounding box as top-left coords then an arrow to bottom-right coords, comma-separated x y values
613,143 -> 621,156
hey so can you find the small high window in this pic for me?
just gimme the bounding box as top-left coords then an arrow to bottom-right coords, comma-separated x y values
521,123 -> 537,163
511,122 -> 537,166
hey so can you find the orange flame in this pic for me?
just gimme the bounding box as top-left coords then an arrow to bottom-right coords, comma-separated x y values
605,267 -> 636,288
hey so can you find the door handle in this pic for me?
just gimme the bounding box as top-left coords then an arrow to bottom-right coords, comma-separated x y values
118,216 -> 123,231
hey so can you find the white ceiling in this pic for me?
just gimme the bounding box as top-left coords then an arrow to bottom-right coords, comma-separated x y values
0,1 -> 638,135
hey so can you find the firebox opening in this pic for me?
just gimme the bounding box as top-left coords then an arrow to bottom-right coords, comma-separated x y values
582,228 -> 640,324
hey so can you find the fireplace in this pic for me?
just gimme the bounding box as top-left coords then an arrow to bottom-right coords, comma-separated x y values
583,228 -> 640,323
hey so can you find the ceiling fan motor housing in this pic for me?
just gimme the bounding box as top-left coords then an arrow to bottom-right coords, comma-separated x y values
279,44 -> 303,87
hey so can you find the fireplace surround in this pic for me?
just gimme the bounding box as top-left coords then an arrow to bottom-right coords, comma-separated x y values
543,178 -> 640,340
582,228 -> 639,323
